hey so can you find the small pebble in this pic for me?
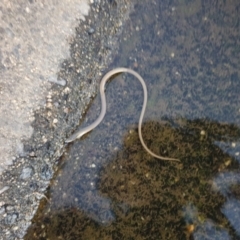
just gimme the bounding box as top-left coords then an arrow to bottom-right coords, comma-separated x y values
20,166 -> 34,179
87,27 -> 95,34
40,164 -> 53,180
5,213 -> 19,225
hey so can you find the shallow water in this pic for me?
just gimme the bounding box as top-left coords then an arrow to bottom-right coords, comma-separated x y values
25,0 -> 240,239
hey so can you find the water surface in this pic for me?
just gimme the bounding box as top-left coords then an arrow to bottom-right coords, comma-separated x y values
25,0 -> 240,239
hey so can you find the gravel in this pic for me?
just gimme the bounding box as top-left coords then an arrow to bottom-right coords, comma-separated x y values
0,0 -> 131,239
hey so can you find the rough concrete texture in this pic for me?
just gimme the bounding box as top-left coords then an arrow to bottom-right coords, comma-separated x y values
0,0 -> 90,174
0,0 -> 131,238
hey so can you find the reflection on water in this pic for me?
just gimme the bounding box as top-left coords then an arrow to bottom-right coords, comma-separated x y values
25,119 -> 240,239
214,141 -> 240,163
25,0 -> 240,239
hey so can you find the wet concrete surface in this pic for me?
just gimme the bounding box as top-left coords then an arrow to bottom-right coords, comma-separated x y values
0,0 -> 131,239
24,0 -> 240,239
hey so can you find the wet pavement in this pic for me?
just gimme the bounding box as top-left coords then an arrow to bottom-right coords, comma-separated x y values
24,0 -> 240,239
1,0 -> 240,239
